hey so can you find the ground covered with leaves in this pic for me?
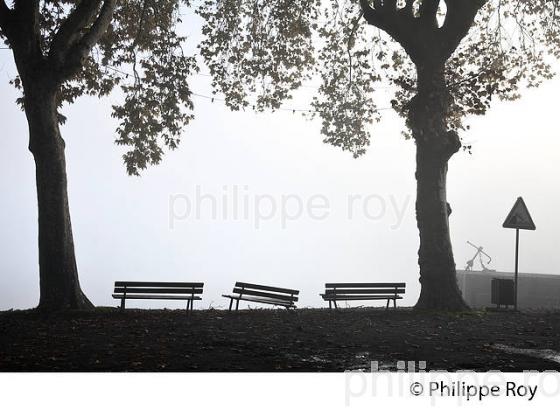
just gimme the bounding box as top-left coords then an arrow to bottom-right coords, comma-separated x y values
1,308 -> 559,372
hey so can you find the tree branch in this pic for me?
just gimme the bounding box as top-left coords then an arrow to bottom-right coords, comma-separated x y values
13,0 -> 40,27
76,0 -> 116,52
419,0 -> 440,28
359,0 -> 401,40
402,0 -> 415,17
360,0 -> 383,28
360,0 -> 397,32
56,0 -> 116,81
360,0 -> 425,61
49,0 -> 103,63
381,0 -> 397,12
361,0 -> 486,65
10,0 -> 42,61
0,0 -> 11,36
440,0 -> 487,59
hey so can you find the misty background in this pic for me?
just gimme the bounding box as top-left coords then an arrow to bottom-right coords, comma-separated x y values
1,11 -> 559,310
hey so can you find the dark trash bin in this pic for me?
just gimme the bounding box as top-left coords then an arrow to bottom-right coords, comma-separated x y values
491,278 -> 515,308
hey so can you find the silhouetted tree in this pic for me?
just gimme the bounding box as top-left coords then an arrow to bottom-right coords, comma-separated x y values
198,0 -> 559,309
0,0 -> 195,311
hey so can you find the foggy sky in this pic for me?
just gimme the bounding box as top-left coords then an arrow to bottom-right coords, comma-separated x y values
1,13 -> 559,310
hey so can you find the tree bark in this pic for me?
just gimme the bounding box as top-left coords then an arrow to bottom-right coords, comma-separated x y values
409,63 -> 469,311
24,82 -> 93,311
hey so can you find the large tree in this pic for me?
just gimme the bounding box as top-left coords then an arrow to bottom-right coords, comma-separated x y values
0,0 -> 196,310
198,0 -> 559,309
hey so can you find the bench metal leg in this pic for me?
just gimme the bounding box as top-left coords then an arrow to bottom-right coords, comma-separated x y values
228,298 -> 233,311
333,301 -> 338,310
328,301 -> 332,310
186,299 -> 191,311
235,299 -> 240,311
385,299 -> 390,310
393,298 -> 397,309
191,299 -> 194,311
120,298 -> 126,310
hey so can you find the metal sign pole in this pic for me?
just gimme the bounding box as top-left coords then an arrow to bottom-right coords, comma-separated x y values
514,228 -> 519,311
503,197 -> 535,311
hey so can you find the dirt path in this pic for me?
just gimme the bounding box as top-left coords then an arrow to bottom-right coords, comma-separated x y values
1,308 -> 559,371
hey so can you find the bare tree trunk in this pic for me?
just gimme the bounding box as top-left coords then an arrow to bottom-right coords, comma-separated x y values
356,0 -> 485,310
24,83 -> 93,311
0,0 -> 117,311
409,63 -> 469,311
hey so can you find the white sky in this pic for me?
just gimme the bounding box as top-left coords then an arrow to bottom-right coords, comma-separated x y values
1,11 -> 559,310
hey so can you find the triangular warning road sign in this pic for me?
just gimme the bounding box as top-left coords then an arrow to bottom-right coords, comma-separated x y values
503,197 -> 536,230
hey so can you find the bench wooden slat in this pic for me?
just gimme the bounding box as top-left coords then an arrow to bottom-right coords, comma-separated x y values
115,281 -> 203,287
112,294 -> 202,300
223,295 -> 293,307
322,295 -> 403,301
325,283 -> 405,288
239,296 -> 292,306
324,289 -> 405,295
235,282 -> 299,295
114,287 -> 203,294
113,281 -> 203,311
224,282 -> 299,310
233,288 -> 298,302
321,282 -> 406,310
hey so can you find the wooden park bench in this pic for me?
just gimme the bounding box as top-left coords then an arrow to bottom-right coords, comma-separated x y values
222,282 -> 299,311
320,282 -> 406,310
112,281 -> 204,311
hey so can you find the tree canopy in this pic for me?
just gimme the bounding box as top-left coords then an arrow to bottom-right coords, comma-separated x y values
2,1 -> 558,171
200,0 -> 559,153
1,0 -> 195,175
